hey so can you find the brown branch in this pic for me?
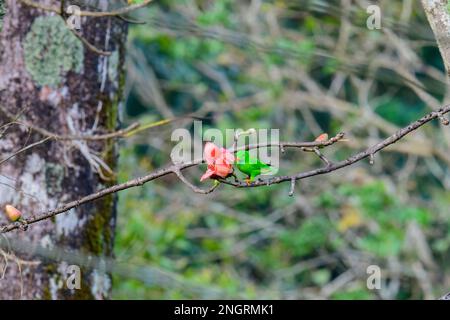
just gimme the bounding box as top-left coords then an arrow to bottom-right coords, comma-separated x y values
1,105 -> 449,233
0,135 -> 345,233
313,148 -> 331,166
221,104 -> 450,188
0,106 -> 140,140
21,120 -> 139,141
70,29 -> 112,56
3,106 -> 343,144
0,107 -> 206,141
0,163 -> 198,233
227,132 -> 346,153
173,169 -> 220,194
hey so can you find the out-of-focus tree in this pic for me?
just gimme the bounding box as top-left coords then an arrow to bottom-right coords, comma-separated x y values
0,1 -> 127,299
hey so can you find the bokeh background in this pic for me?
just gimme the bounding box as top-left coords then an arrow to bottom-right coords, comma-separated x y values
112,0 -> 450,299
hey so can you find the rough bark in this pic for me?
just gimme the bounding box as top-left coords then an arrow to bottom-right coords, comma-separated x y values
422,0 -> 450,77
0,0 -> 127,299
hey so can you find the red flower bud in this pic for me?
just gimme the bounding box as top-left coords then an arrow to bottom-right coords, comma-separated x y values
315,133 -> 329,142
5,205 -> 22,222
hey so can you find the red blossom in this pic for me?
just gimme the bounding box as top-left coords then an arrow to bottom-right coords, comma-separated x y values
200,142 -> 235,181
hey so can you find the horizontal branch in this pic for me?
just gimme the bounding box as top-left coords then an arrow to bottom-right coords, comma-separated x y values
0,163 -> 196,233
227,132 -> 345,153
1,105 -> 449,233
0,107 -> 202,141
0,135 -> 344,233
14,119 -> 140,141
221,105 -> 450,188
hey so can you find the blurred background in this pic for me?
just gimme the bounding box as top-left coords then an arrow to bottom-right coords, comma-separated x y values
112,0 -> 450,299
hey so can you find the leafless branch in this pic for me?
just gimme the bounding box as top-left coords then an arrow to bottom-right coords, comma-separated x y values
1,104 -> 449,234
70,29 -> 112,56
173,169 -> 220,194
0,107 -> 203,141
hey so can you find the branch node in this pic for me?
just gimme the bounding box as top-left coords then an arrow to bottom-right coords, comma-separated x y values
438,113 -> 450,126
369,153 -> 375,165
439,292 -> 450,300
17,220 -> 28,232
174,169 -> 219,194
313,147 -> 331,166
288,178 -> 296,197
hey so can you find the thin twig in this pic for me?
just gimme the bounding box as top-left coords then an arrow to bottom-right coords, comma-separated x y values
173,169 -> 220,194
1,107 -> 204,141
0,137 -> 52,167
222,105 -> 450,188
71,29 -> 112,56
313,148 -> 332,166
1,110 -> 140,140
288,178 -> 296,197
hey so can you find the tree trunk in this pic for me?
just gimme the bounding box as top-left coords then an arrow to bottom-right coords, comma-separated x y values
0,0 -> 127,299
422,0 -> 450,77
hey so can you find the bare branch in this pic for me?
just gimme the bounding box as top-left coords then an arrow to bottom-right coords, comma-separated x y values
0,107 -> 204,141
70,29 -> 112,56
223,105 -> 450,188
1,104 -> 449,233
439,291 -> 450,300
173,169 -> 220,194
0,162 -> 197,233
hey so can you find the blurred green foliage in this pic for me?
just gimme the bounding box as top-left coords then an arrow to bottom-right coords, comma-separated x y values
112,0 -> 450,299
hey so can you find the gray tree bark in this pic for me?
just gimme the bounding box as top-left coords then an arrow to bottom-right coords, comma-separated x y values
0,0 -> 127,299
422,0 -> 450,77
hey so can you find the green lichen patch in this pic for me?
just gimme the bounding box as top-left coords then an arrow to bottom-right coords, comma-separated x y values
23,16 -> 84,88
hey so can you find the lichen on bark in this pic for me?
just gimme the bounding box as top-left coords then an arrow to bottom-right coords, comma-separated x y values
23,15 -> 84,88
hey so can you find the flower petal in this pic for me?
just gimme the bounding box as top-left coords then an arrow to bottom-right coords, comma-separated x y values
204,142 -> 221,164
214,160 -> 233,178
221,148 -> 235,163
